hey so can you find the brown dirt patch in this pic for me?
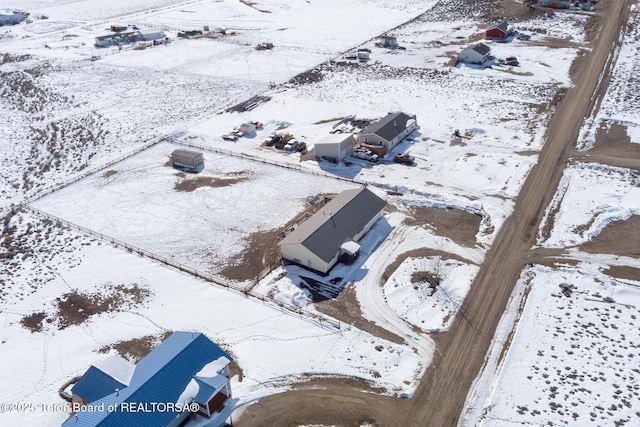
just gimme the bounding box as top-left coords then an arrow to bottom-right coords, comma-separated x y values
595,122 -> 632,147
220,228 -> 283,282
98,331 -> 172,363
174,175 -> 249,192
402,206 -> 482,248
315,283 -> 404,344
382,248 -> 473,284
294,374 -> 386,394
579,214 -> 640,257
603,265 -> 640,282
101,170 -> 117,178
51,283 -> 150,330
20,311 -> 47,333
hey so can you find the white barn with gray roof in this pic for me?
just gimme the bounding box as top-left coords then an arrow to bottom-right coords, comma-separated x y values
358,111 -> 418,153
279,187 -> 386,273
459,43 -> 491,64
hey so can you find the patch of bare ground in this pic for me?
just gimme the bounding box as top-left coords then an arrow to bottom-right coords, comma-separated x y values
98,331 -> 172,363
20,311 -> 47,333
314,116 -> 348,125
315,284 -> 404,345
221,195 -> 335,282
226,95 -> 271,113
101,169 -> 117,178
402,206 -> 482,248
220,228 -> 283,282
294,374 -> 386,395
579,214 -> 640,257
173,175 -> 249,192
19,283 -> 151,332
382,248 -> 473,283
603,265 -> 640,282
585,12 -> 602,42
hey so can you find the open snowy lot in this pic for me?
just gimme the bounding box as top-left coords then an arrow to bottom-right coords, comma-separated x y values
30,142 -> 356,284
464,264 -> 640,427
538,162 -> 640,248
578,3 -> 640,149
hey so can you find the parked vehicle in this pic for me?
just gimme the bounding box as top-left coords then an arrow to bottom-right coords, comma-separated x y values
352,148 -> 379,162
394,153 -> 415,165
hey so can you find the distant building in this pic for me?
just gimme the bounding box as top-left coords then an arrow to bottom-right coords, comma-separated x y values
171,149 -> 204,173
110,24 -> 128,32
313,134 -> 354,161
0,11 -> 27,26
377,35 -> 397,48
95,31 -> 140,47
139,28 -> 165,41
358,111 -> 418,152
486,22 -> 514,40
279,187 -> 386,273
63,332 -> 233,427
537,0 -> 571,8
459,43 -> 492,65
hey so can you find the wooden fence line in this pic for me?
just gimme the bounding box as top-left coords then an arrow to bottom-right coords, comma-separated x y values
21,204 -> 341,331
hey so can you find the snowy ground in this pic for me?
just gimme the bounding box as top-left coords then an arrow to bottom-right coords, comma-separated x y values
0,0 -> 604,425
463,264 -> 640,427
578,4 -> 640,150
538,162 -> 640,248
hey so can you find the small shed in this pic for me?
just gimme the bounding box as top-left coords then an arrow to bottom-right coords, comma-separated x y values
171,149 -> 204,172
459,43 -> 492,65
486,22 -> 513,40
110,24 -> 128,32
377,35 -> 397,48
313,134 -> 354,161
239,122 -> 257,135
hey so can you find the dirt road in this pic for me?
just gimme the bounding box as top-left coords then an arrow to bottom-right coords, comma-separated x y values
236,1 -> 633,425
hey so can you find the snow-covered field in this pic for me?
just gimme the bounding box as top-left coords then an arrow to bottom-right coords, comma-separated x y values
0,0 -> 610,425
464,264 -> 640,427
538,162 -> 640,248
578,3 -> 640,149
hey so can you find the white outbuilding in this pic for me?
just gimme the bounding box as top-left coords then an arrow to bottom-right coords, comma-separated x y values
458,43 -> 492,65
313,134 -> 354,161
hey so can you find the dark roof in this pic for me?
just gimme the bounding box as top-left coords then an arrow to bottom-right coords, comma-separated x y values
472,43 -> 491,55
492,22 -> 509,33
361,112 -> 416,143
63,332 -> 231,427
171,149 -> 202,159
279,187 -> 386,263
71,366 -> 128,403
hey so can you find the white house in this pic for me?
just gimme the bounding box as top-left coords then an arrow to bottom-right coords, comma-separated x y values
357,111 -> 418,152
279,187 -> 386,274
459,43 -> 492,64
313,134 -> 354,161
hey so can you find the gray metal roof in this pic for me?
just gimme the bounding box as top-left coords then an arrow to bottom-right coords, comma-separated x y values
361,112 -> 416,143
171,149 -> 202,159
473,43 -> 491,55
493,21 -> 509,33
279,187 -> 386,263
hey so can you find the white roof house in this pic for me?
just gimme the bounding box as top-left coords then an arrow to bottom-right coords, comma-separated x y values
358,111 -> 418,152
313,134 -> 354,161
279,187 -> 386,274
459,43 -> 492,65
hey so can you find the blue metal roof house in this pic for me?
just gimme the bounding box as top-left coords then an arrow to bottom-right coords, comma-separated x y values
63,331 -> 233,427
